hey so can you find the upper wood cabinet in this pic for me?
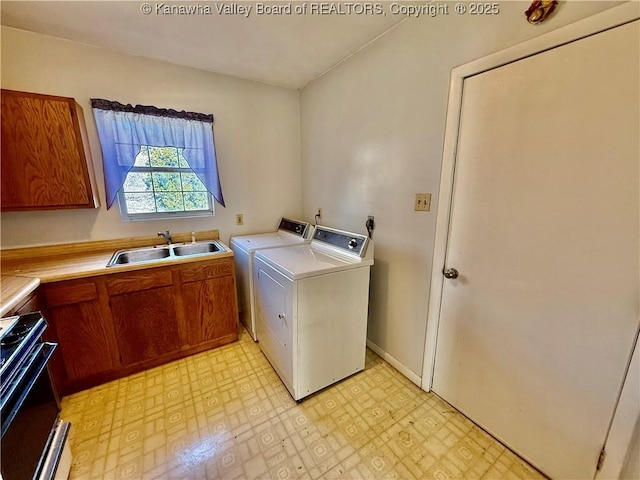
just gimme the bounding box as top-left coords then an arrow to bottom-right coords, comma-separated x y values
1,89 -> 99,211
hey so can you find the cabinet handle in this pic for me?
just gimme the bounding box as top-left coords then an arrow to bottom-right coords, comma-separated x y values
278,314 -> 285,320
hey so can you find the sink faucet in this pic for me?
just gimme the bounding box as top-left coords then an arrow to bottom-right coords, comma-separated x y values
158,230 -> 172,245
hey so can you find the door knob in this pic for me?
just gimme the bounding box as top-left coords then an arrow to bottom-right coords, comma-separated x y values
443,268 -> 459,279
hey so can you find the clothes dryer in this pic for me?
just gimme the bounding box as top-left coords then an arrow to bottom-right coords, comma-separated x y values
253,226 -> 373,401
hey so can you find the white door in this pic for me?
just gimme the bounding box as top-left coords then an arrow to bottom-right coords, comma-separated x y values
432,20 -> 639,480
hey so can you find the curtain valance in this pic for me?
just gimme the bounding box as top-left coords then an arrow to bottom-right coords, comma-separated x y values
90,99 -> 214,123
91,99 -> 224,209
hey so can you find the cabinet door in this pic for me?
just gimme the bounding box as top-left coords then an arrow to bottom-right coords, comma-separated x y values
1,89 -> 97,211
181,275 -> 237,345
106,271 -> 182,366
44,282 -> 115,383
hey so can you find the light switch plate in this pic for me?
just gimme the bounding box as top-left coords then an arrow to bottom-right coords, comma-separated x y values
415,193 -> 431,212
236,213 -> 244,225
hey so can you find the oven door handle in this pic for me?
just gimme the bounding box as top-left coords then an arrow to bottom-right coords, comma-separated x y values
37,420 -> 71,480
0,342 -> 58,437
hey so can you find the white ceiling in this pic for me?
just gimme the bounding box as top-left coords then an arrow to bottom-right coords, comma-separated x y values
0,1 -> 409,89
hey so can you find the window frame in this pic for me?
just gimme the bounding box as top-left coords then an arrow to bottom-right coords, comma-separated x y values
116,145 -> 215,222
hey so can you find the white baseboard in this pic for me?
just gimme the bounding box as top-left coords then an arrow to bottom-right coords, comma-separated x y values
366,338 -> 422,387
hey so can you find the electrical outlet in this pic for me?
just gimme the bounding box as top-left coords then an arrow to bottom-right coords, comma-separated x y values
366,216 -> 375,234
415,193 -> 431,212
236,213 -> 244,225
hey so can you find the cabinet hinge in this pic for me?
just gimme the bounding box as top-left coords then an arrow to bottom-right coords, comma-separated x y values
596,447 -> 606,471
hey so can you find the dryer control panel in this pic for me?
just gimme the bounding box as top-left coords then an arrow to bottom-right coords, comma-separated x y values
313,226 -> 369,257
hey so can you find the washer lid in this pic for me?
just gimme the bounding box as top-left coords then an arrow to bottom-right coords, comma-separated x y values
230,218 -> 313,253
230,231 -> 308,253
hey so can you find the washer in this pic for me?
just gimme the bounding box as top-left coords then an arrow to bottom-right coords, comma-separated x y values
230,218 -> 312,341
252,225 -> 374,401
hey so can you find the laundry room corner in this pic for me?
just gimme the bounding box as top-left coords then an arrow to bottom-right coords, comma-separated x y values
299,0 -> 626,387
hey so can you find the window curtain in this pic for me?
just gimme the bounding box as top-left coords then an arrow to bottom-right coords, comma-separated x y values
91,99 -> 225,209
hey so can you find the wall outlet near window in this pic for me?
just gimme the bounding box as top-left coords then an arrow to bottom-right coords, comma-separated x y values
415,193 -> 431,212
236,213 -> 244,225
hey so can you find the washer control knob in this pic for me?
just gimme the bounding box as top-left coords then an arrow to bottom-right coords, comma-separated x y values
348,238 -> 358,249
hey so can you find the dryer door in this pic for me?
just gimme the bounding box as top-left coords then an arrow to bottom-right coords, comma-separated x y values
254,259 -> 294,394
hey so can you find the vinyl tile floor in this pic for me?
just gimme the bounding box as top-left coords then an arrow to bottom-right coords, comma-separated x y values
61,327 -> 546,480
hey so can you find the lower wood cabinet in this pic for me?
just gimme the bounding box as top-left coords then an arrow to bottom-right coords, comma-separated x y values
38,257 -> 238,395
43,281 -> 116,383
8,289 -> 42,316
180,262 -> 238,346
106,270 -> 182,366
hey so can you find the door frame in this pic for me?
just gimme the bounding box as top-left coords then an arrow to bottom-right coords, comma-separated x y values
420,1 -> 639,475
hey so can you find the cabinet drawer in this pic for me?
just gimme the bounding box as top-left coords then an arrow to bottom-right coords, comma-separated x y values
106,270 -> 173,295
180,260 -> 233,283
45,282 -> 98,307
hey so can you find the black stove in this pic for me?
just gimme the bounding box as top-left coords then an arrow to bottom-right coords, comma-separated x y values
1,311 -> 71,480
0,312 -> 49,398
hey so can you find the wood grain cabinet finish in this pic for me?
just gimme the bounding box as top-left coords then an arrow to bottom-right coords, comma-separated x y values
180,262 -> 238,346
106,270 -> 182,366
1,89 -> 99,211
43,280 -> 116,385
35,257 -> 238,395
8,290 -> 42,317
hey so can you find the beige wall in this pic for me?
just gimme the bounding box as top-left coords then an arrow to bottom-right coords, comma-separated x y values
299,1 -> 622,380
0,26 -> 302,247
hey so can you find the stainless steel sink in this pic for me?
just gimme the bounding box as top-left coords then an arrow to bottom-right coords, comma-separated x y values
173,242 -> 221,256
108,246 -> 171,265
107,241 -> 225,267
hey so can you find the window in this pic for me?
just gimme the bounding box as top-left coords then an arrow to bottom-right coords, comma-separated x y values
90,99 -> 225,221
118,146 -> 214,221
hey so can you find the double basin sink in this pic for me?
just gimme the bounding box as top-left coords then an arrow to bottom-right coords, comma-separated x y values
107,240 -> 225,267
